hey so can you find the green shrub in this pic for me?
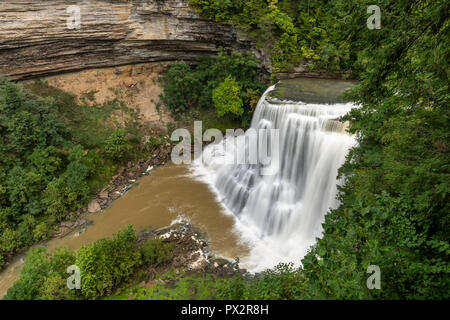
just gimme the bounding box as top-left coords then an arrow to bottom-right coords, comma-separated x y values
140,239 -> 175,266
33,221 -> 50,241
109,272 -> 222,300
4,247 -> 75,300
145,136 -> 162,151
4,226 -> 144,300
0,228 -> 23,254
212,75 -> 244,118
111,263 -> 307,301
75,226 -> 142,299
43,177 -> 80,220
188,0 -> 350,72
159,62 -> 202,113
40,273 -> 74,300
104,129 -> 129,161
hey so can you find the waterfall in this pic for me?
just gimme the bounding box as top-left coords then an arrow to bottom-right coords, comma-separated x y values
191,85 -> 357,271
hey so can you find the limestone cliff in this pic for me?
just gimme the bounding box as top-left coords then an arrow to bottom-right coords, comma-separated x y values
0,0 -> 265,80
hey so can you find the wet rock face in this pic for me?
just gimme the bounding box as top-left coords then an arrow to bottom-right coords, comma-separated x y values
0,0 -> 261,80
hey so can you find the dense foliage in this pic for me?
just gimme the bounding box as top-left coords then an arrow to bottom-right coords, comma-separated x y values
159,50 -> 265,126
0,80 -> 145,268
75,226 -> 141,299
299,0 -> 449,299
140,238 -> 174,266
4,226 -> 175,300
185,0 -> 449,301
189,0 -> 355,73
3,247 -> 76,300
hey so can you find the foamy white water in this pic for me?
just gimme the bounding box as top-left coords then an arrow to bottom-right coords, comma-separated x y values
191,86 -> 357,272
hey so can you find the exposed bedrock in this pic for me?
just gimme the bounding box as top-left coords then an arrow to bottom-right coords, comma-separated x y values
0,0 -> 268,80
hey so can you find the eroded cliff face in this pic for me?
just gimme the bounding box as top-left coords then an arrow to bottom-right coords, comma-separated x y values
0,0 -> 265,80
37,63 -> 174,125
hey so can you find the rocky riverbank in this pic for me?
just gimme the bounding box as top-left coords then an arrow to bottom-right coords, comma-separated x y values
136,220 -> 244,284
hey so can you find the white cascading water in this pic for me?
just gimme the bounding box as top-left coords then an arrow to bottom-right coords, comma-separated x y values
191,85 -> 357,271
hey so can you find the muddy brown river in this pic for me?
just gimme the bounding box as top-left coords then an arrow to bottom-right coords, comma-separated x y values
0,163 -> 250,298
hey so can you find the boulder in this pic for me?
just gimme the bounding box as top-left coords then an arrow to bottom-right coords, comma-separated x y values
88,200 -> 101,213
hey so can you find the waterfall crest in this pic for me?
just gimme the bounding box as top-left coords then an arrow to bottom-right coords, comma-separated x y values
192,85 -> 357,271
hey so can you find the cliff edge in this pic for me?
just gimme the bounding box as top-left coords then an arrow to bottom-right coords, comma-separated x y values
0,0 -> 265,80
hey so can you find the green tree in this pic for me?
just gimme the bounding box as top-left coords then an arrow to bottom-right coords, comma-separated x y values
300,0 -> 450,299
159,50 -> 264,121
212,75 -> 244,117
4,247 -> 75,300
0,79 -> 148,267
104,129 -> 129,161
159,62 -> 202,112
75,226 -> 141,299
